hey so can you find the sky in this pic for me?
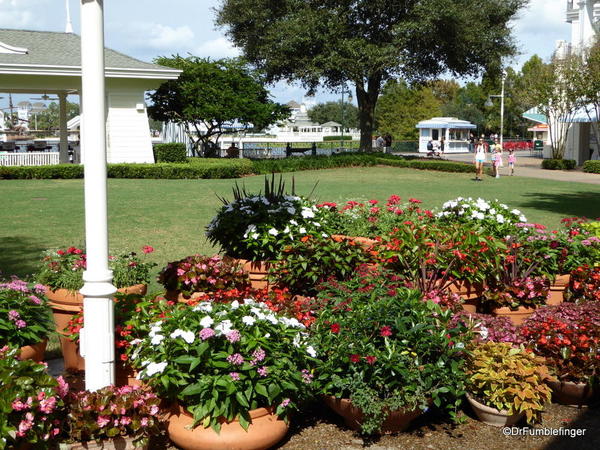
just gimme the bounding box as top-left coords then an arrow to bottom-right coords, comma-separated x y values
0,0 -> 572,108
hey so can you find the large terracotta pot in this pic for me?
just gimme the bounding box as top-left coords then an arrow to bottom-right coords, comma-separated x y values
466,394 -> 524,427
491,305 -> 537,326
115,362 -> 143,388
547,274 -> 569,306
448,280 -> 484,300
324,396 -> 423,433
331,234 -> 378,250
63,436 -> 148,449
19,339 -> 48,362
45,285 -> 147,372
547,380 -> 597,407
167,404 -> 288,450
223,257 -> 272,291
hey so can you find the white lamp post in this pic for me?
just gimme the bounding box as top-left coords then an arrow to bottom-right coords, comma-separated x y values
485,70 -> 506,147
79,0 -> 116,391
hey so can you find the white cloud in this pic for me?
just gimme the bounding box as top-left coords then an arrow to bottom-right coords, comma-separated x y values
195,37 -> 240,59
0,0 -> 41,28
120,22 -> 196,51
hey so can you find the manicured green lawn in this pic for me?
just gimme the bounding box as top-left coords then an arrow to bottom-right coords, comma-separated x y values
2,166 -> 600,286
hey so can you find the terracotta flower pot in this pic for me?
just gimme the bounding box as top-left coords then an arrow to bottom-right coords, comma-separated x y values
223,257 -> 272,291
448,280 -> 484,300
64,436 -> 148,449
547,274 -> 569,306
167,403 -> 288,450
115,362 -> 143,388
324,396 -> 423,433
19,339 -> 48,362
466,394 -> 524,427
547,380 -> 597,407
491,305 -> 537,326
331,234 -> 378,250
45,284 -> 147,372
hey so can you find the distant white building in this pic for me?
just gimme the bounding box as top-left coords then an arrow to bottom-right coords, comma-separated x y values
416,117 -> 476,153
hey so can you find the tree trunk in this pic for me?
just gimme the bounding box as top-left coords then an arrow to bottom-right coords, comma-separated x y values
355,74 -> 382,152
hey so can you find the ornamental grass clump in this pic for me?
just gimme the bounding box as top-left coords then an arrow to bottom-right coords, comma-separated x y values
36,246 -> 156,291
129,298 -> 316,432
206,175 -> 330,261
520,303 -> 600,384
65,385 -> 161,447
310,270 -> 468,434
436,197 -> 526,238
0,346 -> 68,447
466,342 -> 553,424
0,278 -> 54,349
158,254 -> 250,297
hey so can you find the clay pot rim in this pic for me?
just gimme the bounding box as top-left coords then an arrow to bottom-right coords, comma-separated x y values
466,393 -> 519,417
175,402 -> 277,424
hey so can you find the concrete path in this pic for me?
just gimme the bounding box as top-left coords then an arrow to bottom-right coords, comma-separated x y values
439,152 -> 600,185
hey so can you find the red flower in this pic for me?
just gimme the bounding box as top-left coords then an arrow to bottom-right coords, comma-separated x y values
368,199 -> 379,205
380,326 -> 392,337
330,323 -> 341,333
365,355 -> 377,365
349,354 -> 361,363
408,198 -> 422,204
142,245 -> 154,254
57,250 -> 65,256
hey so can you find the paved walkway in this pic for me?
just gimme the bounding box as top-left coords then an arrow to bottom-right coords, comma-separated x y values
439,152 -> 600,185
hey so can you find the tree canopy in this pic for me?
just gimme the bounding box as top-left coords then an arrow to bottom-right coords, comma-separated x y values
307,101 -> 359,129
216,0 -> 528,150
148,56 -> 290,156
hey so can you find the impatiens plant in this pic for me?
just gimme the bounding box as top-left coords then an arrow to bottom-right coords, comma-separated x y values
65,385 -> 161,447
36,246 -> 156,291
206,175 -> 330,261
311,270 -> 468,434
0,346 -> 68,447
520,303 -> 600,383
565,265 -> 600,302
270,232 -> 371,296
436,197 -> 527,238
128,298 -> 316,432
158,254 -> 250,298
0,278 -> 54,349
466,342 -> 554,424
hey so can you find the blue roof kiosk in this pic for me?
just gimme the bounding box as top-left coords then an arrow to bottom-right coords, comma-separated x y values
416,117 -> 476,153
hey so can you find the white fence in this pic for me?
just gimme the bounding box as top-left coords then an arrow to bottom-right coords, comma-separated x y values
0,152 -> 60,167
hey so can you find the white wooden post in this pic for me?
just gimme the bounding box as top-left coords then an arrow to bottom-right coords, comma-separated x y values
79,0 -> 116,391
58,92 -> 69,163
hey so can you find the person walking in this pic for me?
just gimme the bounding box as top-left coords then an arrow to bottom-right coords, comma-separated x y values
507,148 -> 516,175
440,137 -> 445,157
493,140 -> 503,178
474,138 -> 486,181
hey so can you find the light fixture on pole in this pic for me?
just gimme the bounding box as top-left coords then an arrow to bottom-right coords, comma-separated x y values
340,83 -> 352,144
484,70 -> 506,147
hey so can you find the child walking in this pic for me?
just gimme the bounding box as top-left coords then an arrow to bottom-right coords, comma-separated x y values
508,149 -> 516,176
493,142 -> 502,178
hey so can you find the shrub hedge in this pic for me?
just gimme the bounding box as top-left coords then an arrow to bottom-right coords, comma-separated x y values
583,160 -> 600,174
541,159 -> 577,170
153,143 -> 188,163
0,153 -> 473,180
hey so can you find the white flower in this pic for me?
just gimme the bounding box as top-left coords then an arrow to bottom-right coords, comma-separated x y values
519,215 -> 527,222
306,346 -> 317,357
478,326 -> 489,340
287,207 -> 296,215
231,300 -> 240,309
299,227 -> 307,234
242,315 -> 256,326
244,298 -> 256,305
196,302 -> 213,313
511,209 -> 521,215
251,233 -> 260,239
457,209 -> 465,216
170,329 -> 195,344
283,226 -> 291,233
145,362 -> 168,377
322,233 -> 329,238
301,207 -> 315,218
496,214 -> 505,224
150,334 -> 164,346
266,314 -> 278,324
264,333 -> 271,338
289,219 -> 298,226
243,224 -> 257,239
489,208 -> 496,215
312,222 -> 321,227
200,315 -> 214,328
268,228 -> 279,236
130,338 -> 142,345
215,320 -> 233,335
149,325 -> 162,337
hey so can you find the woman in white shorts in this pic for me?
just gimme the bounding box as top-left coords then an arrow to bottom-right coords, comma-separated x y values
474,139 -> 487,181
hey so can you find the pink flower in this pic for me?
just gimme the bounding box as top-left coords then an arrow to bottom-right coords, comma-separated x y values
97,416 -> 111,428
8,310 -> 19,321
15,319 -> 27,328
142,245 -> 154,254
150,405 -> 160,416
120,416 -> 132,426
279,398 -> 291,408
39,396 -> 57,414
380,326 -> 392,337
226,330 -> 241,343
29,295 -> 42,305
227,353 -> 244,365
257,366 -> 268,377
230,372 -> 241,381
141,417 -> 149,427
251,348 -> 266,364
301,369 -> 313,384
11,399 -> 29,411
199,328 -> 215,340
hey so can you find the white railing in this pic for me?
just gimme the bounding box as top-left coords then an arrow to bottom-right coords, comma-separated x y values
0,152 -> 60,167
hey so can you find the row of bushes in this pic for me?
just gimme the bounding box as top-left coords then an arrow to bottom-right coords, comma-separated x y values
0,153 -> 474,180
583,160 -> 600,174
541,159 -> 577,170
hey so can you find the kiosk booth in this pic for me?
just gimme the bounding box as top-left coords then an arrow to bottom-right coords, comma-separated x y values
416,117 -> 476,153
